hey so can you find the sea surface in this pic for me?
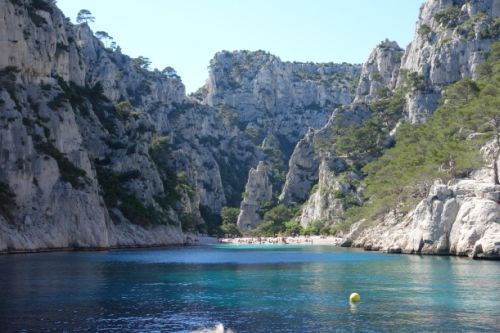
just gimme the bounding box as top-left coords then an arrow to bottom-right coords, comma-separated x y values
0,245 -> 499,332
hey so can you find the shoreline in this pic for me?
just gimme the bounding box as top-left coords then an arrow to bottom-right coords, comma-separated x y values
1,236 -> 498,260
0,235 -> 219,256
218,236 -> 343,246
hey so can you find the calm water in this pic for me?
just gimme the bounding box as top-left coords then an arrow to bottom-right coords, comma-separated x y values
0,246 -> 499,332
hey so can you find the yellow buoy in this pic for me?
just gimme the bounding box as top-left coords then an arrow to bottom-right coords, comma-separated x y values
349,292 -> 361,302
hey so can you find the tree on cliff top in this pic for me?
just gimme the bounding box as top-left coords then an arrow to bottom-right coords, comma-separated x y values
76,9 -> 95,24
95,31 -> 113,48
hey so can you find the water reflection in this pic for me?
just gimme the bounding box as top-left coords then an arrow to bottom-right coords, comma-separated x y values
0,247 -> 499,332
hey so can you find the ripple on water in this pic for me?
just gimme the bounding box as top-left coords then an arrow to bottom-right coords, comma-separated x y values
0,246 -> 499,332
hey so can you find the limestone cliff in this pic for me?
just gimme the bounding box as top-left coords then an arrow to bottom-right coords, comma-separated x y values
0,0 -> 198,250
203,51 -> 361,230
0,0 -> 361,249
281,39 -> 402,206
204,50 -> 360,145
397,0 -> 499,122
0,0 -> 258,250
345,144 -> 500,259
285,0 -> 499,258
236,161 -> 272,230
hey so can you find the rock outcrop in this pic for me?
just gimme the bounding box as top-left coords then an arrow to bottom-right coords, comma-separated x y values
344,139 -> 500,259
299,160 -> 361,227
237,161 -> 273,230
355,39 -> 403,103
281,0 -> 500,236
397,0 -> 499,122
204,50 -> 361,144
347,179 -> 500,259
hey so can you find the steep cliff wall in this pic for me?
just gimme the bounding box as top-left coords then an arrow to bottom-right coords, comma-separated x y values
0,0 -> 260,250
202,51 -> 361,229
204,50 -> 360,144
398,0 -> 499,122
0,0 -> 199,250
284,0 -> 499,258
0,0 -> 361,249
281,39 -> 402,207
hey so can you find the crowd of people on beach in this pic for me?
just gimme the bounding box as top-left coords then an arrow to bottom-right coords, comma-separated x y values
218,235 -> 342,246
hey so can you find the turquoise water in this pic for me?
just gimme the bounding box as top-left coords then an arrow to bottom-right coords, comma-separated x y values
0,246 -> 499,332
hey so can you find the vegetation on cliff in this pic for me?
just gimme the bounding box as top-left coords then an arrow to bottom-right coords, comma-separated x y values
346,42 -> 500,224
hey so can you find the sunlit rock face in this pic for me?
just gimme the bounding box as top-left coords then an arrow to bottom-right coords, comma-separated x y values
205,50 -> 361,144
347,179 -> 500,259
202,50 -> 362,230
289,0 -> 499,245
237,161 -> 273,231
0,0 -> 363,248
0,0 -> 497,252
397,0 -> 499,123
0,0 -> 229,250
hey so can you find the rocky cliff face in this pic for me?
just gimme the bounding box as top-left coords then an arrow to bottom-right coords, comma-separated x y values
397,0 -> 499,122
280,39 -> 402,207
299,160 -> 361,227
0,0 -> 363,249
355,39 -> 403,103
204,50 -> 360,145
346,144 -> 500,259
202,50 -> 361,230
0,0 -> 261,250
285,0 -> 499,210
284,0 -> 499,258
236,161 -> 273,230
0,0 -> 202,250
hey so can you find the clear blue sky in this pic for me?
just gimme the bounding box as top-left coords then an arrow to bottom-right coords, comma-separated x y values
57,0 -> 424,92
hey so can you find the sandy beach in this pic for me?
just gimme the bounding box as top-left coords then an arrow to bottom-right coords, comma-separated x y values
217,236 -> 343,246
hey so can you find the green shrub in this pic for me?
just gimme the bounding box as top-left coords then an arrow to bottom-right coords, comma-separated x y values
95,164 -> 161,226
221,222 -> 241,237
0,182 -> 16,221
200,205 -> 223,236
221,207 -> 240,225
251,204 -> 302,236
418,24 -> 432,37
434,7 -> 463,27
334,190 -> 344,199
302,219 -> 327,235
0,66 -> 19,81
283,219 -> 303,236
181,213 -> 198,232
121,195 -> 157,227
35,142 -> 87,189
257,196 -> 278,218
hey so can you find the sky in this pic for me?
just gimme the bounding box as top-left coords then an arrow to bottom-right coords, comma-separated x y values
57,0 -> 424,93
